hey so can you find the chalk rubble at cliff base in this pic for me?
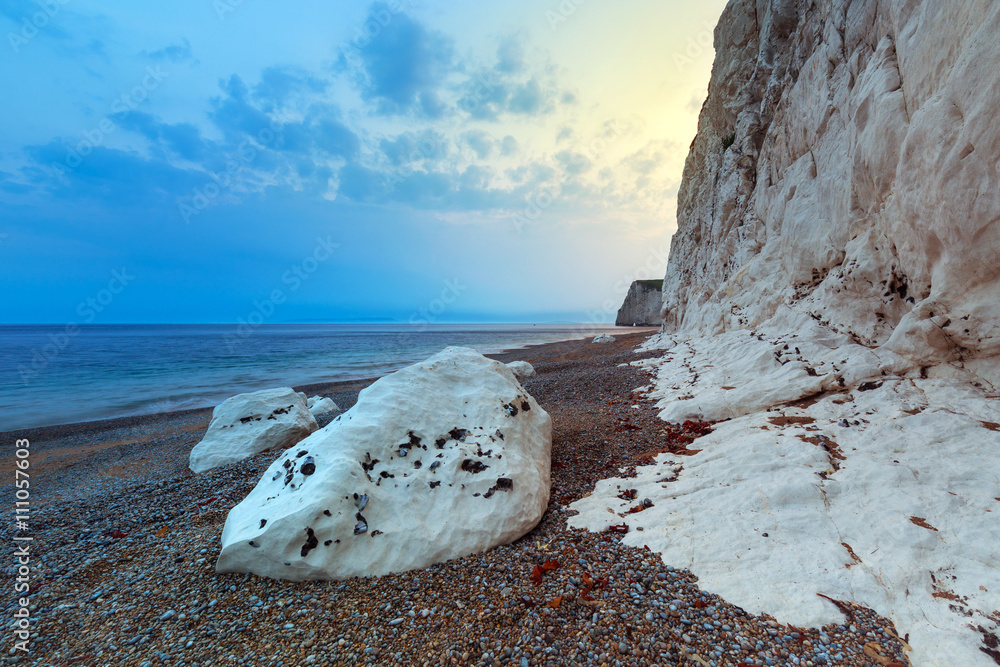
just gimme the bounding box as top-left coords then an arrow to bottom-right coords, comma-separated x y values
506,360 -> 536,379
306,395 -> 339,416
189,388 -> 318,474
569,326 -> 1000,667
218,346 -> 552,581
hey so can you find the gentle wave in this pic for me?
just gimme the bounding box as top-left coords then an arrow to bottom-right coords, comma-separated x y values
0,323 -> 631,431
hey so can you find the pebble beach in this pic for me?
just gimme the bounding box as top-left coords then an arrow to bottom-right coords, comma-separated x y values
3,332 -> 912,666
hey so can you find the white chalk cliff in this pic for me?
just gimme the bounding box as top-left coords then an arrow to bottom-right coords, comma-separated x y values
663,0 -> 1000,376
571,1 -> 1000,665
217,347 -> 552,581
615,280 -> 664,327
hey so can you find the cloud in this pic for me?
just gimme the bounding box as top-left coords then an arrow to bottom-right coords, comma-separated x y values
144,39 -> 194,63
555,150 -> 591,175
380,130 -> 449,166
312,117 -> 360,160
623,140 -> 678,175
117,111 -> 208,161
461,130 -> 494,160
209,75 -> 359,160
495,35 -> 526,74
508,78 -> 547,115
23,141 -> 206,206
253,65 -> 328,109
209,75 -> 275,141
500,136 -> 519,157
349,3 -> 454,116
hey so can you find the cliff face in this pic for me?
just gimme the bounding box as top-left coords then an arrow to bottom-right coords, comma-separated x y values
581,3 -> 1000,664
615,280 -> 664,326
663,0 -> 1000,379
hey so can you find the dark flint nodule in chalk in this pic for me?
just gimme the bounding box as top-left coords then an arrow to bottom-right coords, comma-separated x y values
504,403 -> 518,417
324,540 -> 333,546
283,459 -> 292,470
435,437 -> 447,448
259,519 -> 267,529
300,527 -> 318,557
429,481 -> 440,488
249,540 -> 259,548
353,493 -> 368,510
354,513 -> 368,535
323,509 -> 332,516
461,459 -> 488,474
296,450 -> 308,458
429,461 -> 441,471
284,472 -> 294,486
300,456 -> 316,475
521,401 -> 530,412
448,428 -> 469,441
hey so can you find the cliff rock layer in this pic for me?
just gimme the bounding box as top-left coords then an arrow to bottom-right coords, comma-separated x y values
615,280 -> 664,326
568,3 -> 1000,665
663,0 -> 1000,379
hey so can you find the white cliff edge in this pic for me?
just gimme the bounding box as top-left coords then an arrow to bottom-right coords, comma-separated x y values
570,1 -> 1000,665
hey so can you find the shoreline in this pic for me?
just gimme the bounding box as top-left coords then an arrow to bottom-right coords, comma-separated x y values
7,329 -> 910,666
2,327 -> 658,441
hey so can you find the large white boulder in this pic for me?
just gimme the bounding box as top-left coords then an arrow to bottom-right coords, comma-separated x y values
306,396 -> 339,416
506,361 -> 535,379
216,347 -> 552,581
189,388 -> 318,474
592,334 -> 615,344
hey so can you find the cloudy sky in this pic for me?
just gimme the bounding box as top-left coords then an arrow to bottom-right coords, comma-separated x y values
1,0 -> 726,324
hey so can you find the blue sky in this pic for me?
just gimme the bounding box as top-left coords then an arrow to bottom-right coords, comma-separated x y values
0,0 -> 727,324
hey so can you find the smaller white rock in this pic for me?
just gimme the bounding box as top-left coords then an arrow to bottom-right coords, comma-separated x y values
189,388 -> 318,474
592,334 -> 616,344
506,361 -> 535,379
306,396 -> 340,416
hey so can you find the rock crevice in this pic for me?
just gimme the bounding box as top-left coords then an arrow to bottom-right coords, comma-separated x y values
661,0 -> 1000,381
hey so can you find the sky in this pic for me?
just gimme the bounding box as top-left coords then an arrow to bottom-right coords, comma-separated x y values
0,0 -> 727,324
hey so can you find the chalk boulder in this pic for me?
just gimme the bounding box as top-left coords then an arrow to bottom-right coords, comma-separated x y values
506,361 -> 535,379
189,388 -> 318,474
592,334 -> 615,344
307,396 -> 339,416
216,347 -> 552,581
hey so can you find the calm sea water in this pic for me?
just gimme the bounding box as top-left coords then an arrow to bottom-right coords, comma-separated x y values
0,323 -> 631,432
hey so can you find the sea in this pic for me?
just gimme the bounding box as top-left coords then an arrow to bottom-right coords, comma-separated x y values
0,323 -> 634,432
